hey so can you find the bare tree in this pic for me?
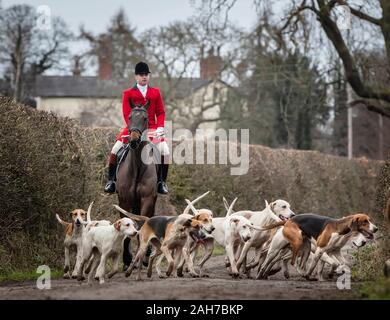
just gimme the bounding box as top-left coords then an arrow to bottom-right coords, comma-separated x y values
200,0 -> 390,117
282,0 -> 390,116
79,8 -> 145,80
141,16 -> 243,132
0,4 -> 72,102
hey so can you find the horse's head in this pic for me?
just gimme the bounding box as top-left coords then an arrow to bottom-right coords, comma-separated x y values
128,100 -> 149,149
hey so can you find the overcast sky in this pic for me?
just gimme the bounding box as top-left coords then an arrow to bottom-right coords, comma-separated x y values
2,0 -> 258,34
2,0 -> 260,75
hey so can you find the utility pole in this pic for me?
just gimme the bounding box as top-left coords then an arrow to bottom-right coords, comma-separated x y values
347,82 -> 353,160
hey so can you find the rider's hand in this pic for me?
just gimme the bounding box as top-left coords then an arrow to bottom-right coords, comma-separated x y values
156,127 -> 165,138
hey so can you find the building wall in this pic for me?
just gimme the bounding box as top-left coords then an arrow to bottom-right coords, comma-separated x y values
36,97 -> 123,127
169,80 -> 228,135
35,80 -> 229,134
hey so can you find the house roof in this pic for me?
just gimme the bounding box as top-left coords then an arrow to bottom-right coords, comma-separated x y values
35,75 -> 214,99
35,76 -> 127,98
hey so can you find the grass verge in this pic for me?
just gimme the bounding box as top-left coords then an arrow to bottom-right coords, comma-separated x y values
0,269 -> 63,284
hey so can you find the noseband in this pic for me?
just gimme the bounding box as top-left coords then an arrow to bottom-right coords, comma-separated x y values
128,100 -> 150,149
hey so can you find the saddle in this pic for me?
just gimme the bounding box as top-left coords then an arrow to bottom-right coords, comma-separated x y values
116,143 -> 130,177
115,141 -> 159,178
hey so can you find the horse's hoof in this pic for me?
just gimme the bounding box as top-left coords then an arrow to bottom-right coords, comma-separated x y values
63,273 -> 70,279
158,274 -> 166,279
190,273 -> 199,278
77,276 -> 85,282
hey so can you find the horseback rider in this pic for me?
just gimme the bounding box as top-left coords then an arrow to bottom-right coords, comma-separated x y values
104,61 -> 169,195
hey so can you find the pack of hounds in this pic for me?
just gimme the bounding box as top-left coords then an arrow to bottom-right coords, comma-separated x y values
56,191 -> 378,284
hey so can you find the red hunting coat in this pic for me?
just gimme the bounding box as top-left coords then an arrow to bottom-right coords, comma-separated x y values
117,84 -> 165,143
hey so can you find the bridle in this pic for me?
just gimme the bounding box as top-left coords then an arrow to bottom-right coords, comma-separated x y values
128,99 -> 150,148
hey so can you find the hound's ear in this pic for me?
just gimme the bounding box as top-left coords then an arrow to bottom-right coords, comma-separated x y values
270,201 -> 276,209
183,219 -> 192,227
231,218 -> 240,225
351,216 -> 361,228
264,200 -> 269,208
350,217 -> 359,229
114,220 -> 121,231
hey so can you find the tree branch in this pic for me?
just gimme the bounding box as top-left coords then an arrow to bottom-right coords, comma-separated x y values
347,4 -> 382,26
313,0 -> 390,104
349,98 -> 390,118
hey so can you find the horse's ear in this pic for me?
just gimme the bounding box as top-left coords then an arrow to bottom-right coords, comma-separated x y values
143,100 -> 150,110
129,98 -> 136,109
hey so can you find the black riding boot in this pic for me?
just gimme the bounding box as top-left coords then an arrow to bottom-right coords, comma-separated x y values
157,156 -> 169,194
104,154 -> 117,193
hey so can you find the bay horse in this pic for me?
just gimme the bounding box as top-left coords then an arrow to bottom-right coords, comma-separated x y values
116,101 -> 157,269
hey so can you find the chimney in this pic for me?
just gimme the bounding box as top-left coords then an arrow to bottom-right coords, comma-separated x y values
98,37 -> 113,80
200,46 -> 224,80
72,55 -> 83,76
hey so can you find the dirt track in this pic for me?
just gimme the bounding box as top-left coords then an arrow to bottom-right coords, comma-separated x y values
0,256 -> 360,300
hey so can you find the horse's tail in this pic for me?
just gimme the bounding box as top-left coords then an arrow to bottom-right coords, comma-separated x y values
55,214 -> 70,227
113,205 -> 150,222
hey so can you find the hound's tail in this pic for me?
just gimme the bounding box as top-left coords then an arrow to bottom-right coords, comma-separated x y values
113,205 -> 150,222
86,201 -> 94,223
55,214 -> 70,227
261,220 -> 287,230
